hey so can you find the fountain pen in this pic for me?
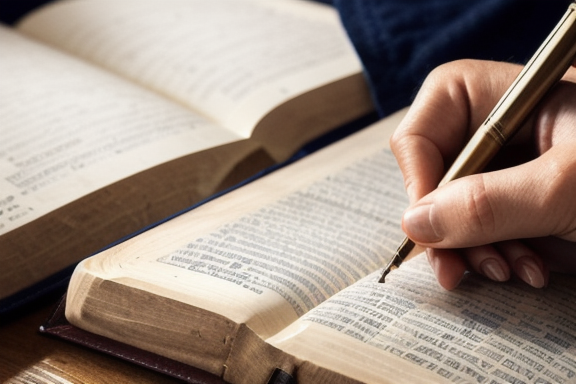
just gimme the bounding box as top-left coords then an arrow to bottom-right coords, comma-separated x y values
379,1 -> 576,283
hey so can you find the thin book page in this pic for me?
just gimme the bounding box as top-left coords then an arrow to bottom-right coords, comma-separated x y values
68,111 -> 409,340
0,27 -> 238,235
17,0 -> 362,137
269,254 -> 576,384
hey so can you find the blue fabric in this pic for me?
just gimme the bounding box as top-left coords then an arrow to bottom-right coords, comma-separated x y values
0,0 -> 54,24
332,0 -> 571,116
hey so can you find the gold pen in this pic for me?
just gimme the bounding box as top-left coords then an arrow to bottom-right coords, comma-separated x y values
379,1 -> 576,283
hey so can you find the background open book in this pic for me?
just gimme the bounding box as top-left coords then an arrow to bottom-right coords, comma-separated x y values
0,0 -> 374,312
55,110 -> 576,384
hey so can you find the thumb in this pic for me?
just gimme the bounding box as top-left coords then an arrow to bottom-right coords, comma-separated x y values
402,144 -> 576,248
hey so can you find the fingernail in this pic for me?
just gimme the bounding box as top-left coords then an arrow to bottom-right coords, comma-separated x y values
480,259 -> 508,282
516,257 -> 546,288
403,204 -> 442,243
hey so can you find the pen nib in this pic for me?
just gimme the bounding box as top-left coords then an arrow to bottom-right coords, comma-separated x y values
378,237 -> 415,283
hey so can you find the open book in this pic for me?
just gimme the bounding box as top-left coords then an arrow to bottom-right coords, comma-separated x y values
0,0 -> 373,305
63,110 -> 576,384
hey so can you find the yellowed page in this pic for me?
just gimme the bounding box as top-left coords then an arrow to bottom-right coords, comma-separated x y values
0,27 -> 239,235
269,254 -> 576,384
67,110 -> 409,343
17,0 -> 362,137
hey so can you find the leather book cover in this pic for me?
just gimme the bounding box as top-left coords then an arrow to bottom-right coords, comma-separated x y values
40,294 -> 228,384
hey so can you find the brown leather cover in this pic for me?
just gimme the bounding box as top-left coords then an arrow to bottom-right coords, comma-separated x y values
40,294 -> 228,384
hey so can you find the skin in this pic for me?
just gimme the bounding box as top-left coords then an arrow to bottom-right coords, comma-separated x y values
390,59 -> 576,290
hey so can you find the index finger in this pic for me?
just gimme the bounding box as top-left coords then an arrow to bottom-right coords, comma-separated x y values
390,60 -> 523,204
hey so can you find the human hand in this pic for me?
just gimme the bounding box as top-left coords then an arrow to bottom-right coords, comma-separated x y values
390,59 -> 576,290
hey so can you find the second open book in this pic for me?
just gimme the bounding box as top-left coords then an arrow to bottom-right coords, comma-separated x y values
1,0 -> 372,306
64,110 -> 576,384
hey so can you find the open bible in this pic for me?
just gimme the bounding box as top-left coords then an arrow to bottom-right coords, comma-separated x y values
61,110 -> 576,384
0,0 -> 373,307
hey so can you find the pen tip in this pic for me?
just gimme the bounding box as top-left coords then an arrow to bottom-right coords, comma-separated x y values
378,237 -> 415,283
378,265 -> 398,283
378,273 -> 387,284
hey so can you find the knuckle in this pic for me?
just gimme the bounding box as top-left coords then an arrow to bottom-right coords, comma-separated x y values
541,152 -> 576,239
389,129 -> 404,154
389,130 -> 417,160
426,60 -> 471,82
460,175 -> 497,238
